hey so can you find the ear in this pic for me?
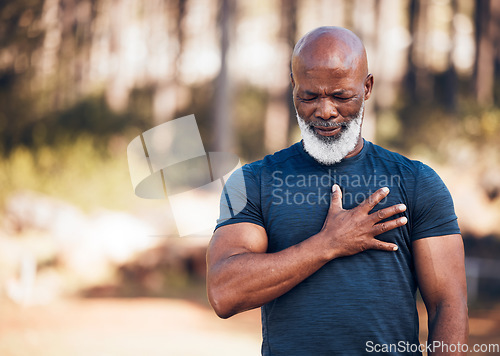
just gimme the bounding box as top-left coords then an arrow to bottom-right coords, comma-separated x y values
290,72 -> 295,89
364,74 -> 374,100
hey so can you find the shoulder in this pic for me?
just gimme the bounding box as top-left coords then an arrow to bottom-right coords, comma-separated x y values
224,143 -> 302,191
243,142 -> 303,175
364,141 -> 432,178
365,141 -> 417,168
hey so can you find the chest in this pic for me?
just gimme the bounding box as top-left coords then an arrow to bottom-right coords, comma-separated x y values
260,168 -> 411,252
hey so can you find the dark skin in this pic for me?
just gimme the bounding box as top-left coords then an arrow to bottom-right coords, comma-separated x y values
291,26 -> 372,153
206,27 -> 468,355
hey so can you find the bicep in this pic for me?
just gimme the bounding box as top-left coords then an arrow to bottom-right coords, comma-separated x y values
207,223 -> 268,269
413,234 -> 467,309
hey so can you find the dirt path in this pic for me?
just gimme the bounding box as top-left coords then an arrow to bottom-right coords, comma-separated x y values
1,298 -> 499,355
0,298 -> 261,356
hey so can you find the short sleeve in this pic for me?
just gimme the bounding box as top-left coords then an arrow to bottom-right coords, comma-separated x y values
411,163 -> 461,240
215,164 -> 265,231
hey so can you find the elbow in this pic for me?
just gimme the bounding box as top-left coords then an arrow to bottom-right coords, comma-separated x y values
211,302 -> 235,320
207,283 -> 238,319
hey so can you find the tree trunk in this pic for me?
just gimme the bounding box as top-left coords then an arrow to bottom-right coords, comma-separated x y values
474,0 -> 499,106
263,0 -> 297,153
214,0 -> 233,152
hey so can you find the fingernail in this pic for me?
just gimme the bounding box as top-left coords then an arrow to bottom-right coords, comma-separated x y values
398,204 -> 406,211
332,184 -> 338,192
393,245 -> 399,251
400,217 -> 407,224
382,187 -> 389,193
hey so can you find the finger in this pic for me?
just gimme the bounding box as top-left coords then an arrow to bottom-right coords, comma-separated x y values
370,204 -> 407,223
328,184 -> 343,215
368,238 -> 399,252
360,187 -> 390,212
372,216 -> 408,236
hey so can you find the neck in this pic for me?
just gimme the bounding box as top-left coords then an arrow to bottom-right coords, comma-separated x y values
344,135 -> 364,159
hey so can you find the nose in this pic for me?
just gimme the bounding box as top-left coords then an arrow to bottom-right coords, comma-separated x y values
315,98 -> 339,121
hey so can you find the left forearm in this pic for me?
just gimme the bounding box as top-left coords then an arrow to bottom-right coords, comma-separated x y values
427,301 -> 469,356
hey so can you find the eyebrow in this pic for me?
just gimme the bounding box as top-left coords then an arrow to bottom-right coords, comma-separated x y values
301,89 -> 350,96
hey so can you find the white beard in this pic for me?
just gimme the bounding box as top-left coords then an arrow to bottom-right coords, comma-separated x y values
296,101 -> 364,165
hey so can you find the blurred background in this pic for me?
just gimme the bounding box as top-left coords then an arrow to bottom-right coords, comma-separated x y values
0,0 -> 499,354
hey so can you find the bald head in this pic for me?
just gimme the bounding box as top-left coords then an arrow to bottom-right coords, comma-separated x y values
291,26 -> 368,80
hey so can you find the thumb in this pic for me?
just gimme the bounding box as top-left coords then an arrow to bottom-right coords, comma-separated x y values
329,184 -> 343,214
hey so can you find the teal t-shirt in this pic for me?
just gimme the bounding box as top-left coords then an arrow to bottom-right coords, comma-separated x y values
216,140 -> 460,355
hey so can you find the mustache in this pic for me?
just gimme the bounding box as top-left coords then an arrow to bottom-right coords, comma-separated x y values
308,121 -> 348,128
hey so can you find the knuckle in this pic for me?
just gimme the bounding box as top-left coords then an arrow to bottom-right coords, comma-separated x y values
376,210 -> 385,220
372,240 -> 387,251
379,222 -> 387,233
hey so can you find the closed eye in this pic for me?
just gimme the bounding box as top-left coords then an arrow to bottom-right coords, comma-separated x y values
298,96 -> 317,102
334,96 -> 354,102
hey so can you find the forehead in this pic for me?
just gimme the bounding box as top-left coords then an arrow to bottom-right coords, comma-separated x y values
292,47 -> 366,91
294,63 -> 363,93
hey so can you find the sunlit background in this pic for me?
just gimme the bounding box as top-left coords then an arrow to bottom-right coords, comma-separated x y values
0,0 -> 499,355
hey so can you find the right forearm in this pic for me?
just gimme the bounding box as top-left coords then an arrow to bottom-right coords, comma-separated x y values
207,233 -> 330,318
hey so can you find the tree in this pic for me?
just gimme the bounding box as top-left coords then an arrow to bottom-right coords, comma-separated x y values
474,0 -> 500,106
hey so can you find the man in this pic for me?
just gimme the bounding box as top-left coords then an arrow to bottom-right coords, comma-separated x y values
206,26 -> 468,355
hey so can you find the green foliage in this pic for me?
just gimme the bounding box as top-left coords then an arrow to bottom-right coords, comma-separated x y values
377,96 -> 500,165
1,90 -> 154,155
0,135 -> 137,211
233,85 -> 268,161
